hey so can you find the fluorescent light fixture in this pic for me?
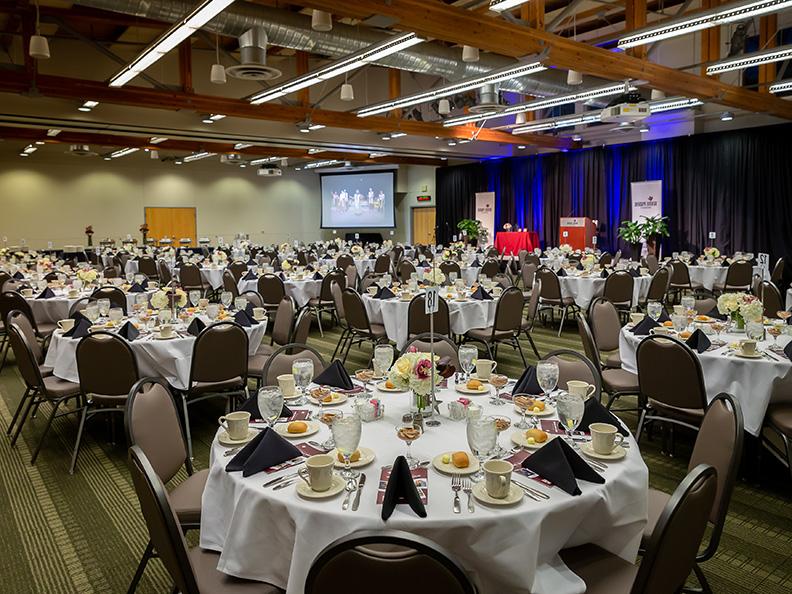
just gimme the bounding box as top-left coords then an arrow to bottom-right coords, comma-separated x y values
209,113 -> 226,121
250,33 -> 423,105
109,0 -> 236,87
22,144 -> 37,154
303,159 -> 341,169
234,142 -> 253,150
720,111 -> 734,121
182,151 -> 215,163
308,148 -> 326,154
649,97 -> 703,112
517,145 -> 527,149
390,131 -> 407,138
35,141 -> 45,145
249,156 -> 282,165
770,80 -> 792,93
369,152 -> 387,158
618,0 -> 792,49
443,82 -> 632,127
110,147 -> 139,158
150,137 -> 168,144
356,60 -> 546,117
47,128 -> 61,137
706,44 -> 792,74
78,100 -> 98,112
489,0 -> 530,12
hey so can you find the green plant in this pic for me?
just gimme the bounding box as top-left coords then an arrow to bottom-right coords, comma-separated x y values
617,220 -> 643,244
640,215 -> 670,238
457,219 -> 484,239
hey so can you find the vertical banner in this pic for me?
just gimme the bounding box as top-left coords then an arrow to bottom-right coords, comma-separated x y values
474,192 -> 496,245
630,180 -> 663,257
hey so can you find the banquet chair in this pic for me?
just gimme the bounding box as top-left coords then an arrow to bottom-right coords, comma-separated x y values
668,260 -> 700,302
103,265 -> 121,279
0,290 -> 57,342
330,281 -> 351,361
222,269 -> 240,299
462,287 -> 527,366
440,261 -> 462,279
157,259 -> 172,285
521,263 -> 537,300
345,264 -> 358,292
124,377 -> 210,594
305,270 -> 345,337
602,271 -> 634,320
43,271 -> 60,282
6,310 -> 53,385
258,273 -> 286,313
296,251 -> 309,266
359,272 -> 381,293
374,253 -> 391,274
229,260 -> 248,282
336,254 -> 355,271
525,254 -> 541,267
401,333 -> 460,369
239,290 -> 265,309
90,286 -> 128,314
559,464 -> 717,594
2,278 -> 28,294
714,260 -> 753,294
138,256 -> 158,280
398,259 -> 416,281
492,272 -> 514,289
758,280 -> 784,318
68,297 -> 91,317
486,247 -> 500,259
638,267 -> 670,311
391,245 -> 405,264
292,308 -> 312,346
517,249 -> 528,271
770,257 -> 785,286
341,288 -> 388,364
518,279 -> 543,359
0,271 -> 11,292
762,404 -> 792,486
179,262 -> 207,294
248,297 -> 294,386
260,343 -> 326,386
480,259 -> 499,279
127,446 -> 284,594
407,294 -> 451,340
305,529 -> 476,594
183,321 -> 248,460
71,331 -> 140,473
635,335 -> 708,446
598,252 -> 613,267
640,393 -> 743,593
541,349 -> 601,396
577,314 -> 639,410
693,297 -> 717,315
536,267 -> 580,335
612,250 -> 622,267
588,298 -> 624,369
6,323 -> 81,462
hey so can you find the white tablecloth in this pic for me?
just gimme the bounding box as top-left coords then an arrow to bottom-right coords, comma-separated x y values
26,290 -> 150,325
687,265 -> 764,292
362,294 -> 498,348
238,278 -> 322,308
558,274 -> 651,310
320,257 -> 377,277
43,316 -> 267,391
200,382 -> 648,594
618,327 -> 792,435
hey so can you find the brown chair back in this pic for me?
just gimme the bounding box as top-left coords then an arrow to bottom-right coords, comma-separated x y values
771,257 -> 785,285
271,297 -> 296,347
631,465 -> 718,594
76,331 -> 139,400
645,267 -> 670,302
759,281 -> 784,318
401,333 -> 460,369
0,272 -> 11,292
292,309 -> 312,345
602,270 -> 634,306
440,261 -> 461,278
374,254 -> 391,274
525,254 -> 541,267
636,335 -> 707,411
228,261 -> 248,281
125,378 -> 189,484
537,267 -> 562,301
542,348 -> 601,396
576,314 -> 604,374
257,274 -> 286,306
189,322 -> 248,385
344,265 -> 358,291
331,281 -> 346,323
407,295 -> 451,337
305,529 -> 476,594
7,310 -> 44,363
342,288 -> 373,334
588,298 -> 621,352
669,260 -> 691,288
644,254 -> 659,274
138,256 -> 158,279
157,260 -> 172,285
90,286 -> 128,314
598,252 -> 612,266
103,265 -> 121,279
6,322 -> 43,390
480,259 -> 499,278
493,287 -> 523,333
521,263 -> 537,290
222,270 -> 240,298
524,279 -> 542,329
261,343 -> 326,385
336,254 -> 355,271
239,290 -> 264,309
723,260 -> 752,291
320,270 -> 345,302
1,291 -> 38,334
178,263 -> 204,291
398,260 -> 416,281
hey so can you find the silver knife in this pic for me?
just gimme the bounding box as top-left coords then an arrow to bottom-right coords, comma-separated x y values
273,479 -> 297,491
262,472 -> 298,488
351,474 -> 366,511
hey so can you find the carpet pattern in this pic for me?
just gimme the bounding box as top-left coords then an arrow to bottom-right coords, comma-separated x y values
1,322 -> 791,593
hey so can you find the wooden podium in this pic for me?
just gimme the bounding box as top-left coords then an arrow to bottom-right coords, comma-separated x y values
559,217 -> 596,251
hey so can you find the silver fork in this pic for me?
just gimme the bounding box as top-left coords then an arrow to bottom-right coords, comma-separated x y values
462,479 -> 474,513
451,475 -> 462,514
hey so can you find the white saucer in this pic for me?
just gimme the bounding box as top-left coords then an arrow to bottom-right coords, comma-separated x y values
472,482 -> 524,506
513,403 -> 556,417
295,474 -> 347,499
153,333 -> 178,340
431,452 -> 480,476
307,392 -> 348,406
579,442 -> 626,460
376,381 -> 408,393
330,446 -> 376,468
510,430 -> 555,449
455,383 -> 490,395
218,428 -> 257,447
468,373 -> 491,383
734,351 -> 763,359
274,421 -> 320,438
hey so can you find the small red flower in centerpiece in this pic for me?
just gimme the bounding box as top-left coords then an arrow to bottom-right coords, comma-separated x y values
415,358 -> 432,380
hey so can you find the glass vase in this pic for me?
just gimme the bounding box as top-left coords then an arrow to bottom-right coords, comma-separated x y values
411,390 -> 434,419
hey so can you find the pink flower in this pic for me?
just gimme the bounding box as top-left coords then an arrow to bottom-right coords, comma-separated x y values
415,358 -> 432,380
407,346 -> 418,353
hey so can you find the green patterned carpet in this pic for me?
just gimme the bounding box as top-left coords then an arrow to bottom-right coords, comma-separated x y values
1,323 -> 791,593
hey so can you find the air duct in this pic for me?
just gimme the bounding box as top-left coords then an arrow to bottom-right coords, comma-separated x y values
469,84 -> 507,114
225,27 -> 282,80
74,0 -> 578,96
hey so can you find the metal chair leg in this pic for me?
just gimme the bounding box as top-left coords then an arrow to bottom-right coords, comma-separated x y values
69,406 -> 90,474
635,407 -> 649,444
11,392 -> 38,446
7,387 -> 31,436
526,333 -> 541,359
30,400 -> 61,464
315,307 -> 324,337
558,306 -> 568,336
0,334 -> 9,372
514,338 -> 527,366
127,541 -> 155,594
181,395 -> 194,461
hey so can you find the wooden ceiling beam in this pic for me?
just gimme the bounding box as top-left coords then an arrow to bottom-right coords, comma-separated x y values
291,0 -> 792,119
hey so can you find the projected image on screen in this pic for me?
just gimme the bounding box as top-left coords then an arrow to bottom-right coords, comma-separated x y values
321,170 -> 395,228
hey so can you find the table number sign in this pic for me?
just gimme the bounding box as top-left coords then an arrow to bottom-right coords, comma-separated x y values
424,286 -> 439,315
355,233 -> 360,240
758,253 -> 770,276
708,231 -> 716,240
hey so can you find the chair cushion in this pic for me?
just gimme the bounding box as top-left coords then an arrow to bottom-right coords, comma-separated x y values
170,468 -> 209,525
42,376 -> 81,398
465,327 -> 514,342
559,544 -> 638,594
641,487 -> 670,545
369,324 -> 387,338
39,364 -> 54,377
601,368 -> 639,392
247,353 -> 269,377
647,398 -> 706,422
562,296 -> 577,307
36,321 -> 58,338
191,377 -> 245,396
256,344 -> 275,357
188,547 -> 284,594
603,351 -> 622,369
766,404 -> 792,437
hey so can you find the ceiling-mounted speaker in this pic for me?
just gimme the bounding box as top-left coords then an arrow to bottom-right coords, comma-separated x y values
438,98 -> 451,115
462,45 -> 479,63
340,83 -> 355,101
210,63 -> 227,84
312,10 -> 333,31
514,112 -> 527,125
29,35 -> 50,60
651,89 -> 666,100
567,69 -> 583,85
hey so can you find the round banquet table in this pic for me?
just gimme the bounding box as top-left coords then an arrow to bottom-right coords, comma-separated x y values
618,326 -> 792,436
558,273 -> 651,310
25,289 -> 152,325
361,293 -> 498,348
686,264 -> 764,292
43,315 -> 267,391
320,257 -> 377,277
200,381 -> 648,594
238,277 -> 321,308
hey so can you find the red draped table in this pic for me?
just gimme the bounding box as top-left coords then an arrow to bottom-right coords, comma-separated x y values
494,231 -> 539,255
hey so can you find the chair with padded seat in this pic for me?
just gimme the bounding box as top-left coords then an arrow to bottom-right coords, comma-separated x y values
602,270 -> 634,320
520,279 -> 542,359
762,404 -> 792,486
559,464 -> 718,594
247,298 -> 299,388
536,267 -> 580,335
540,349 -> 602,396
341,288 -> 388,364
178,262 -> 207,294
304,270 -> 345,337
398,259 -> 416,281
124,378 -> 211,593
520,263 -> 537,300
257,274 -> 285,313
1,290 -> 58,343
479,259 -> 499,279
373,254 -> 391,274
336,254 -> 355,272
407,294 -> 451,340
588,297 -> 624,369
401,333 -> 460,369
260,343 -> 326,386
439,261 -> 461,279
770,257 -> 785,287
758,280 -> 784,318
228,260 -> 248,282
305,529 -> 477,594
330,281 -> 351,361
222,269 -> 240,299
128,446 -> 283,594
157,259 -> 172,286
668,260 -> 703,303
638,267 -> 670,311
713,260 -> 753,294
462,287 -> 527,366
138,256 -> 159,280
90,285 -> 128,314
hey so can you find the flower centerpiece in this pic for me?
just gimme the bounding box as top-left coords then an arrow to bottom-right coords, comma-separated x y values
717,292 -> 762,330
559,243 -> 573,256
388,351 -> 442,416
76,268 -> 97,285
350,244 -> 364,256
424,267 -> 446,286
703,246 -> 720,261
281,259 -> 292,271
581,253 -> 596,269
151,287 -> 188,317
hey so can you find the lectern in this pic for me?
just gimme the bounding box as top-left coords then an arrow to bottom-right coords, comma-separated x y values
559,217 -> 596,250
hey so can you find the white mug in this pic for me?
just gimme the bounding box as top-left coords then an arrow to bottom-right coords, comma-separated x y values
740,340 -> 757,355
252,307 -> 266,320
218,411 -> 250,440
21,288 -> 33,297
590,422 -> 624,455
475,359 -> 497,380
483,459 -> 512,499
57,318 -> 75,332
298,454 -> 334,492
159,324 -> 174,338
278,374 -> 296,397
198,298 -> 210,309
567,380 -> 596,400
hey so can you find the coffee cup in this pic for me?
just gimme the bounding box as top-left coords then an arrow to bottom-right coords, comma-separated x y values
198,298 -> 210,309
57,318 -> 75,332
159,324 -> 174,338
629,313 -> 644,325
252,307 -> 266,320
567,380 -> 596,400
492,286 -> 503,297
590,422 -> 624,455
475,359 -> 497,380
68,289 -> 79,299
740,340 -> 757,355
483,459 -> 512,499
298,454 -> 334,492
218,411 -> 250,440
21,288 -> 33,297
367,286 -> 378,296
277,374 -> 296,397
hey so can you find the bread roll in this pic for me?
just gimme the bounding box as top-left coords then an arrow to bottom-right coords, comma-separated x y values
287,421 -> 308,434
451,451 -> 470,468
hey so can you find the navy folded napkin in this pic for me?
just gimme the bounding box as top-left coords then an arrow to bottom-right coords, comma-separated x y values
225,428 -> 302,477
242,269 -> 257,281
375,286 -> 396,300
578,398 -> 628,436
686,328 -> 711,354
238,394 -> 292,420
576,262 -> 584,271
512,366 -> 542,395
244,302 -> 256,317
631,316 -> 659,336
233,309 -> 253,327
313,360 -> 354,390
628,268 -> 641,278
117,321 -> 140,342
657,309 -> 671,323
470,259 -> 481,268
600,269 -> 610,278
521,438 -> 604,496
128,282 -> 145,293
557,268 -> 567,277
71,311 -> 90,324
140,279 -> 149,289
36,287 -> 56,299
64,318 -> 91,339
187,317 -> 206,337
12,271 -> 24,280
706,307 -> 727,321
785,341 -> 792,361
470,286 -> 493,300
279,272 -> 286,280
247,258 -> 256,266
381,456 -> 427,521
313,272 -> 324,280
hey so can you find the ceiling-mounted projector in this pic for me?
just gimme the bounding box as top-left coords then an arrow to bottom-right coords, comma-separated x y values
257,166 -> 282,177
600,86 -> 649,124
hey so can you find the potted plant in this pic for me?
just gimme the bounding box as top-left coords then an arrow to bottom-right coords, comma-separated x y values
617,220 -> 643,261
640,215 -> 669,256
457,219 -> 484,246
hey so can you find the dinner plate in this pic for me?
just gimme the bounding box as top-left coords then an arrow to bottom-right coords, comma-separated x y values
472,482 -> 523,506
296,475 -> 346,499
218,428 -> 258,447
579,442 -> 626,460
282,392 -> 303,401
274,421 -> 320,438
694,316 -> 715,323
513,402 -> 556,417
510,430 -> 555,449
330,447 -> 376,468
431,452 -> 480,476
308,391 -> 348,406
468,373 -> 491,383
455,383 -> 490,395
376,381 -> 408,393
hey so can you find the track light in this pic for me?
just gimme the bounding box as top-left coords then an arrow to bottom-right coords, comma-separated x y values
489,0 -> 530,11
650,89 -> 666,100
150,137 -> 168,144
311,10 -> 333,32
462,45 -> 480,62
769,80 -> 792,93
567,70 -> 583,85
183,152 -> 215,163
720,111 -> 734,121
706,44 -> 792,75
249,156 -> 282,165
515,112 -> 527,125
340,82 -> 355,101
304,160 -> 341,169
210,33 -> 226,84
390,131 -> 407,138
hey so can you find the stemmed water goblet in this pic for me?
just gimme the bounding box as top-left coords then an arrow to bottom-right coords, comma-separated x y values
647,300 -> 663,321
557,391 -> 586,443
220,291 -> 233,310
537,361 -> 559,406
256,386 -> 283,428
292,358 -> 314,406
189,290 -> 201,308
97,298 -> 111,319
459,345 -> 477,382
333,413 -> 362,478
373,344 -> 394,378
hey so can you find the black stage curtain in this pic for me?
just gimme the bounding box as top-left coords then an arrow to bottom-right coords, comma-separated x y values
436,122 -> 792,263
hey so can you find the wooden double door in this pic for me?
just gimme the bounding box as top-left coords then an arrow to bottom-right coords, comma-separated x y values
412,207 -> 436,245
144,207 -> 197,246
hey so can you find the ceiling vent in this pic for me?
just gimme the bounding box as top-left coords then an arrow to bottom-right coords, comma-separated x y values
468,84 -> 508,114
225,27 -> 282,81
67,144 -> 97,157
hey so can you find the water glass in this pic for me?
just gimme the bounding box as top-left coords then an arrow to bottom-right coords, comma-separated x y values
256,386 -> 284,427
746,321 -> 764,343
466,416 -> 497,482
537,361 -> 559,404
189,290 -> 201,307
373,344 -> 394,377
459,345 -> 477,380
97,298 -> 111,318
108,307 -> 123,323
557,391 -> 585,440
333,414 -> 362,478
292,358 -> 314,405
84,304 -> 99,323
234,297 -> 247,311
206,304 -> 219,320
220,291 -> 233,309
647,301 -> 663,321
671,314 -> 687,333
681,296 -> 696,319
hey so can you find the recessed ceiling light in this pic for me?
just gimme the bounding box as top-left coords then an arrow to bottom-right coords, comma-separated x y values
720,111 -> 734,121
78,100 -> 98,112
150,137 -> 168,144
47,128 -> 61,137
572,134 -> 582,141
517,145 -> 526,149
